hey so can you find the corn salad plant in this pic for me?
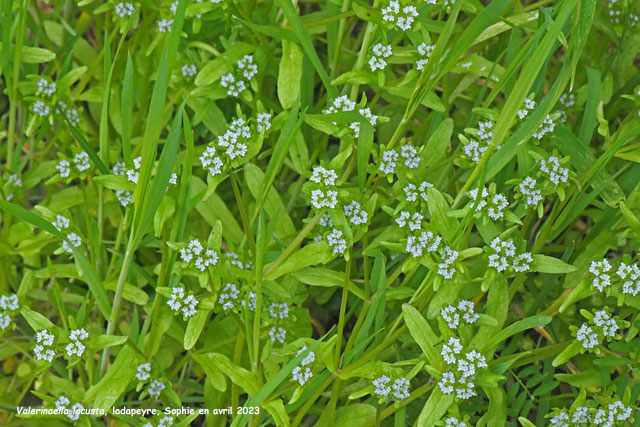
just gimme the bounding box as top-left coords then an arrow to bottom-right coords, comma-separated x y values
1,0 -> 640,426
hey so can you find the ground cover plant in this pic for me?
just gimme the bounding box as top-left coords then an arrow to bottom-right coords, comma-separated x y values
1,0 -> 640,425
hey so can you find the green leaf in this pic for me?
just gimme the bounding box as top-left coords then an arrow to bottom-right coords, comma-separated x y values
482,315 -> 552,352
22,46 -> 56,63
530,255 -> 576,273
427,187 -> 458,243
417,388 -> 454,427
278,40 -> 303,109
264,241 -> 332,280
334,403 -> 376,427
422,118 -> 452,168
84,346 -> 138,410
184,309 -> 210,350
555,370 -> 601,388
292,267 -> 365,300
208,353 -> 258,394
402,304 -> 443,367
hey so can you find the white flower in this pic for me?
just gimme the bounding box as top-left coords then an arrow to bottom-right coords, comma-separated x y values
571,406 -> 590,424
391,377 -> 410,400
618,262 -> 640,296
167,286 -> 198,319
61,232 -> 82,253
136,362 -> 151,381
404,181 -> 432,202
400,144 -> 420,169
519,176 -> 542,207
53,215 -> 70,231
148,379 -> 165,396
292,365 -> 313,386
560,93 -> 574,108
406,231 -> 441,258
441,337 -> 463,364
64,107 -> 80,126
511,252 -> 532,273
539,155 -> 569,185
442,300 -> 478,328
462,139 -> 488,164
296,346 -> 315,366
576,324 -> 599,349
310,189 -> 338,209
0,294 -> 19,311
34,330 -> 55,362
444,417 -> 469,427
269,303 -> 289,319
33,100 -> 50,117
218,282 -> 240,311
257,112 -> 272,131
382,0 -> 418,31
67,402 -> 84,421
438,370 -> 455,394
441,305 -> 460,329
200,146 -> 224,176
65,340 -> 86,358
181,64 -> 197,77
237,55 -> 258,80
533,114 -> 555,139
379,149 -> 398,175
373,375 -> 391,398
325,95 -> 355,117
407,213 -> 423,231
116,190 -> 132,207
37,78 -> 56,97
55,395 -> 70,411
437,246 -> 459,279
310,166 -> 338,186
344,201 -> 368,225
73,152 -> 91,172
549,411 -> 569,427
220,73 -> 246,97
0,314 -> 10,330
477,120 -> 493,142
589,259 -> 612,292
269,326 -> 286,343
115,2 -> 135,17
416,43 -> 434,70
369,43 -> 392,71
517,97 -> 536,119
242,291 -> 257,311
326,228 -> 347,255
112,161 -> 126,176
158,416 -> 174,427
319,213 -> 333,228
158,19 -> 173,33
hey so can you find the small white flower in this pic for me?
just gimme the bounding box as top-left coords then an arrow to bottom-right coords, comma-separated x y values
379,149 -> 399,175
269,326 -> 286,343
441,305 -> 460,329
560,93 -> 575,108
148,379 -> 165,396
0,294 -> 19,311
136,362 -> 152,381
55,395 -> 70,411
549,411 -> 569,427
444,417 -> 469,427
391,377 -> 410,400
114,2 -> 135,17
269,302 -> 289,319
33,100 -> 50,117
218,282 -> 240,311
519,176 -> 542,207
200,146 -> 224,176
167,286 -> 198,318
34,330 -> 56,362
220,73 -> 246,97
116,190 -> 132,207
369,43 -> 392,71
533,114 -> 555,139
296,345 -> 315,366
406,231 -> 441,258
37,78 -> 56,97
441,337 -> 463,364
310,166 -> 338,186
257,112 -> 272,131
158,416 -> 174,427
372,375 -> 391,398
400,144 -> 420,169
438,370 -> 455,394
539,155 -> 569,185
571,406 -> 590,424
416,43 -> 435,70
382,0 -> 418,31
53,215 -> 70,231
589,259 -> 612,292
511,252 -> 532,273
310,189 -> 338,210
181,64 -> 197,77
326,228 -> 347,255
62,232 -> 82,253
292,365 -> 313,386
158,19 -> 173,33
576,323 -> 599,349
73,152 -> 91,172
67,402 -> 84,421
343,201 -> 368,225
237,55 -> 258,80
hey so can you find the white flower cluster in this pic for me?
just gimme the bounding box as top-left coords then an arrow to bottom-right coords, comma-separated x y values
269,302 -> 289,319
309,166 -> 339,210
379,143 -> 420,175
52,214 -> 83,254
142,416 -> 174,427
444,417 -> 469,427
224,250 -> 251,270
158,18 -> 173,33
416,43 -> 435,71
396,211 -> 423,231
576,310 -> 619,350
468,187 -> 508,220
382,0 -> 419,31
406,229 -> 441,258
550,400 -> 632,427
34,329 -> 56,362
4,173 -> 22,201
441,300 -> 479,329
0,293 -> 19,330
560,93 -> 575,108
220,55 -> 258,97
326,228 -> 347,255
115,2 -> 135,17
269,326 -> 286,343
123,156 -> 141,183
179,238 -> 219,271
533,114 -> 556,139
200,117 -> 259,176
218,283 -> 240,311
257,112 -> 272,132
369,43 -> 392,71
438,338 -> 487,400
167,286 -> 198,319
488,237 -> 532,273
517,97 -> 536,119
539,156 -> 569,185
65,328 -> 89,358
616,262 -> 640,296
292,346 -> 315,386
589,259 -> 612,292
37,78 -> 56,97
56,100 -> 80,126
343,201 -> 368,225
181,64 -> 197,77
438,246 -> 459,279
518,176 -> 543,207
404,181 -> 432,203
372,375 -> 411,401
241,291 -> 257,311
32,100 -> 50,117
325,95 -> 374,137
55,396 -> 85,421
148,379 -> 166,397
136,362 -> 151,381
